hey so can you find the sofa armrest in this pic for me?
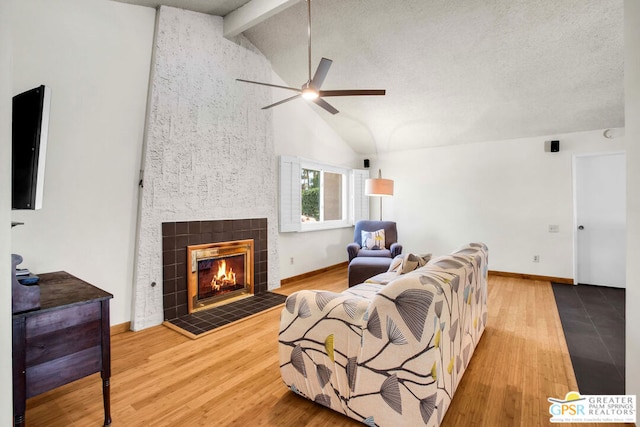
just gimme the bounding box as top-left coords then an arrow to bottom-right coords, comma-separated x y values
278,289 -> 371,409
279,290 -> 371,357
347,242 -> 361,262
390,242 -> 402,258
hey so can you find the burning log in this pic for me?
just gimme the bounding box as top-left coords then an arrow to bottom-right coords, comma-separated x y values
211,259 -> 237,292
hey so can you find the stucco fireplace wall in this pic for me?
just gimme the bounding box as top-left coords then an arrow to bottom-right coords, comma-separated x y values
132,6 -> 279,331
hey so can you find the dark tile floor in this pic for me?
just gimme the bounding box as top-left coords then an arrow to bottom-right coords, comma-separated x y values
167,292 -> 287,336
551,283 -> 625,395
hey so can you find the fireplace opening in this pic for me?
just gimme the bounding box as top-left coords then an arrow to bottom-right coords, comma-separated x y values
198,254 -> 245,298
187,240 -> 254,313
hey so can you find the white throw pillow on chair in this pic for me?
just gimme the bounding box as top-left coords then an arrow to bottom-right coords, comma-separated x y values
361,229 -> 385,250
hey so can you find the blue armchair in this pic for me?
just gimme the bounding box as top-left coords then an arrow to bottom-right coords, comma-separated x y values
347,220 -> 402,262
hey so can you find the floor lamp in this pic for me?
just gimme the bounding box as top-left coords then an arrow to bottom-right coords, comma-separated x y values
365,169 -> 394,220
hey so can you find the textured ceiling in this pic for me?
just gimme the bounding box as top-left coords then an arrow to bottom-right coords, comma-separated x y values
113,0 -> 624,154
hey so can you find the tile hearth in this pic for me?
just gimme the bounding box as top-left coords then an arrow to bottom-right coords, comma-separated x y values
165,292 -> 286,338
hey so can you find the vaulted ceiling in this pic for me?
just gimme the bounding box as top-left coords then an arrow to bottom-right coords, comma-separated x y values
113,0 -> 624,154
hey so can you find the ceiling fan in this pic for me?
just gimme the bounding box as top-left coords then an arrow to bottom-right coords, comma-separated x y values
236,0 -> 386,115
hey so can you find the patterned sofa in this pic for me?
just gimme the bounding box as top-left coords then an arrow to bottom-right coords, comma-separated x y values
278,243 -> 488,427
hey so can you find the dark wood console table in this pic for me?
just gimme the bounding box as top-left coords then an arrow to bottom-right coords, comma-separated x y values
12,271 -> 113,426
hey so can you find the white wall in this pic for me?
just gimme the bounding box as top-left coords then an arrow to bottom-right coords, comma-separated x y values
624,0 -> 640,398
1,0 -> 14,423
375,129 -> 624,279
272,73 -> 362,278
10,0 -> 155,326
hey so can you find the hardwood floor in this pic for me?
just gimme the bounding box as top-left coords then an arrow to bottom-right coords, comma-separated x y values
24,268 -> 629,426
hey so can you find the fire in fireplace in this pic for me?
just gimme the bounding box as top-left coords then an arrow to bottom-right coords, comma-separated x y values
187,240 -> 254,313
200,255 -> 245,296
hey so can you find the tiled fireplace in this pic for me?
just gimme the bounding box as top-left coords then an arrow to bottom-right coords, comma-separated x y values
162,218 -> 268,320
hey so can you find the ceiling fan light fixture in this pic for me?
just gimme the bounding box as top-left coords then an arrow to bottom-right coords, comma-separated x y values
235,0 -> 385,114
301,86 -> 319,100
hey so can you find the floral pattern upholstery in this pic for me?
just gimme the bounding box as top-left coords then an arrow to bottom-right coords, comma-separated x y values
278,243 -> 489,426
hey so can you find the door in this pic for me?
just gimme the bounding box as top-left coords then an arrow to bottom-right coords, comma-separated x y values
574,153 -> 626,287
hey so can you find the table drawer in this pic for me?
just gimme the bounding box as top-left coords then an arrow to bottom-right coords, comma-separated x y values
23,301 -> 104,398
26,301 -> 101,336
25,318 -> 101,366
26,346 -> 102,398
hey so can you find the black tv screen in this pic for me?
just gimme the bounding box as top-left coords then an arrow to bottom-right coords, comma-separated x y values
12,85 -> 50,210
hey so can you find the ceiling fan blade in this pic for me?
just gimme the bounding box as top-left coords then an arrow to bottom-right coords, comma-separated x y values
262,94 -> 301,110
310,58 -> 333,89
320,89 -> 386,97
312,97 -> 339,115
236,79 -> 300,92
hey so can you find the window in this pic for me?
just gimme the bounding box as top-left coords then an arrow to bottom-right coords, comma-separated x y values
301,168 -> 344,223
279,156 -> 369,232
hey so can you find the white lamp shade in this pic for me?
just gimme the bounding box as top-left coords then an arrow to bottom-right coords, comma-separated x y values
365,178 -> 394,196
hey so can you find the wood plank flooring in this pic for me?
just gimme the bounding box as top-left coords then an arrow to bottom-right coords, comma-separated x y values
24,268 -> 629,426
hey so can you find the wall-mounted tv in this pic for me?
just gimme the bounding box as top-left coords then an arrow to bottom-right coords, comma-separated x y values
12,85 -> 51,210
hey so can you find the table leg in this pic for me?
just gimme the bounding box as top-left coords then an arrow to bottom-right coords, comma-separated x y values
102,377 -> 111,426
13,317 -> 27,427
101,301 -> 112,426
14,414 -> 25,427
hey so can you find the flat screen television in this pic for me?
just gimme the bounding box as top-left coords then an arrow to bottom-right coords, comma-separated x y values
12,85 -> 51,210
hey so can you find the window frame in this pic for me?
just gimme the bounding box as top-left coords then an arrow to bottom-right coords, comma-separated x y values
279,156 -> 369,232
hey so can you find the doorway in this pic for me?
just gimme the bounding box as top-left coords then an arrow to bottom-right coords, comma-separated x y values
573,152 -> 626,288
